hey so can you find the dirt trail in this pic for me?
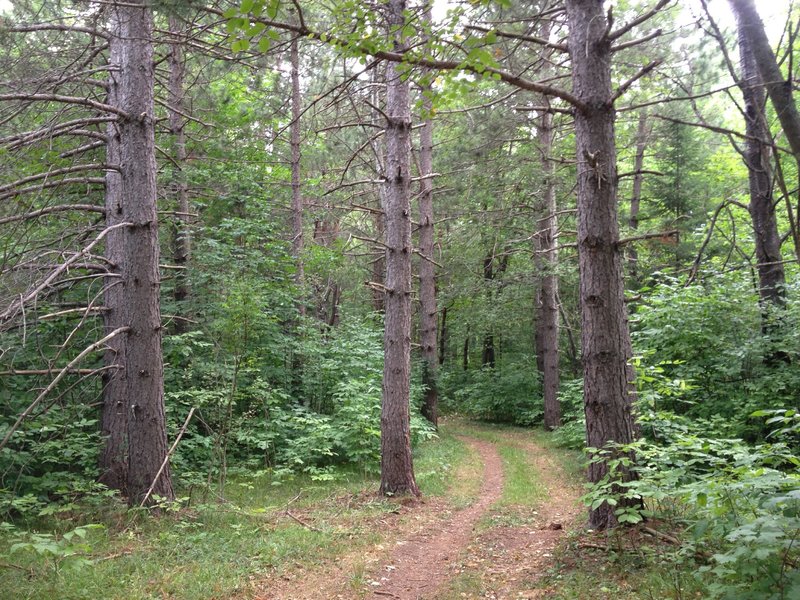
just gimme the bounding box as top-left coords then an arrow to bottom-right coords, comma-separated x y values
253,429 -> 582,600
452,436 -> 583,599
365,437 -> 504,599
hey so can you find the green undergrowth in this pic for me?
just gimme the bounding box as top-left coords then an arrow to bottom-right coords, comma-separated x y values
0,425 -> 469,600
542,531 -> 707,600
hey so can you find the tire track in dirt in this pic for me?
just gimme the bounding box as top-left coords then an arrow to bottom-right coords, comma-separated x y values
364,436 -> 504,599
441,433 -> 583,600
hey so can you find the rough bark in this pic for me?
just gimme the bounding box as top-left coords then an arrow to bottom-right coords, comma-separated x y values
734,8 -> 786,308
566,0 -> 639,530
379,0 -> 419,497
628,111 -> 649,285
115,0 -> 174,506
99,12 -> 127,493
418,2 -> 438,427
168,14 -> 190,320
290,36 -> 305,315
534,108 -> 561,430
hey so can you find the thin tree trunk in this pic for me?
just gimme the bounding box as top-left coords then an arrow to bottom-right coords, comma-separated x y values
313,218 -> 340,326
418,2 -> 438,427
735,7 -> 786,309
482,248 -> 509,369
534,108 -> 561,430
116,0 -> 174,506
438,305 -> 448,366
372,211 -> 386,313
379,0 -> 419,497
290,36 -> 305,316
372,65 -> 387,314
99,13 -> 126,493
729,0 -> 800,159
168,14 -> 190,322
628,111 -> 649,285
566,0 -> 639,529
463,325 -> 470,371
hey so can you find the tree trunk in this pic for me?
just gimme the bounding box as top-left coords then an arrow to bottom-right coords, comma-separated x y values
628,111 -> 649,285
534,108 -> 561,430
116,0 -> 174,506
481,248 -> 508,369
463,325 -> 470,371
418,3 -> 438,427
438,304 -> 448,366
372,65 -> 387,314
379,0 -> 419,497
168,14 -> 190,324
290,36 -> 305,316
566,0 -> 639,529
734,7 -> 786,309
313,218 -> 341,326
729,0 -> 800,160
99,12 -> 127,494
371,210 -> 386,313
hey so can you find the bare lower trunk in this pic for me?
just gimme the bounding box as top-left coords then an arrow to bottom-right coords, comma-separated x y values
290,37 -> 305,316
735,9 -> 786,310
438,305 -> 448,366
116,0 -> 174,506
168,15 -> 190,321
99,15 -> 126,493
462,326 -> 470,371
566,0 -> 639,529
379,0 -> 419,497
418,6 -> 438,426
534,108 -> 561,430
372,211 -> 386,313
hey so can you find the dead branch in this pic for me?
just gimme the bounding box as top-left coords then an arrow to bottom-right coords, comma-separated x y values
617,229 -> 679,247
0,93 -> 128,118
0,327 -> 130,453
140,407 -> 197,507
0,204 -> 105,226
0,221 -> 131,325
0,177 -> 106,201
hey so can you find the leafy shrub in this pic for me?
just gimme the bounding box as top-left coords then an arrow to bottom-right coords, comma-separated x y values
631,274 -> 800,439
441,356 -> 543,426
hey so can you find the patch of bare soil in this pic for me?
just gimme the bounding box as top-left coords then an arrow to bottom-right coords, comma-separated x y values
362,438 -> 504,600
436,438 -> 584,600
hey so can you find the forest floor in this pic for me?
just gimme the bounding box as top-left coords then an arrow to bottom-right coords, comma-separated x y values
250,422 -> 584,599
2,420 -> 699,600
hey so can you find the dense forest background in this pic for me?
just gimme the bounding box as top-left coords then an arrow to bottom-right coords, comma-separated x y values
1,0 -> 799,597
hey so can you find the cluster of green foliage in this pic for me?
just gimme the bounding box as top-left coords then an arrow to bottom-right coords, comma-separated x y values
439,356 -> 543,426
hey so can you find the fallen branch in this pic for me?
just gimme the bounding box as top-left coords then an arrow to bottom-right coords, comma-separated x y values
139,407 -> 197,507
285,510 -> 322,532
642,526 -> 681,545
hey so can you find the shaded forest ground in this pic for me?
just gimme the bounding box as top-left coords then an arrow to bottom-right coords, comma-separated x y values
1,421 -> 704,599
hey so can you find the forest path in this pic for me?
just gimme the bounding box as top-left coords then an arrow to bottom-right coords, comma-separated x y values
363,436 -> 504,599
253,425 -> 582,599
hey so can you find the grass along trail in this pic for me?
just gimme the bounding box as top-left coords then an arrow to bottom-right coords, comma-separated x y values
0,420 -> 586,600
257,421 -> 584,599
